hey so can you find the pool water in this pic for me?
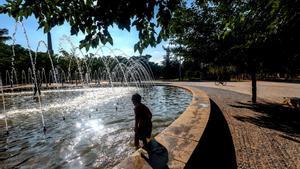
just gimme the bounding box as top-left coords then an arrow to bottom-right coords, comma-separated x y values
0,86 -> 192,168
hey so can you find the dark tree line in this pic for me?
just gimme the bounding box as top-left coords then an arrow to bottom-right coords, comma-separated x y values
165,0 -> 300,102
0,28 -> 163,85
1,0 -> 300,103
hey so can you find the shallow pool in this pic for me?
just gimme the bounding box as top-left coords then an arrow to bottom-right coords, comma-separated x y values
0,86 -> 192,168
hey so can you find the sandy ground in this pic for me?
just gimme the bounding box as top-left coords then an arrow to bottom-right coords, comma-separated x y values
168,81 -> 300,169
170,81 -> 300,103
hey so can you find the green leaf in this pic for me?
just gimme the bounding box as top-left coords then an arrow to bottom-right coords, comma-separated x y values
132,20 -> 138,26
44,23 -> 50,33
138,46 -> 143,54
1,0 -> 180,51
107,34 -> 113,45
134,43 -> 138,52
85,43 -> 90,51
157,35 -> 162,44
70,26 -> 78,35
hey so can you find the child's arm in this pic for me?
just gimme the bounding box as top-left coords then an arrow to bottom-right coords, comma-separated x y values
134,110 -> 140,148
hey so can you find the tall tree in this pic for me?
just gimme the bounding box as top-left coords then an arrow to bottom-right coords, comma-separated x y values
162,45 -> 171,78
169,0 -> 300,103
219,0 -> 300,102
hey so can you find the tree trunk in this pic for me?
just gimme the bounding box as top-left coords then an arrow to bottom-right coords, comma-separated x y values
251,67 -> 257,103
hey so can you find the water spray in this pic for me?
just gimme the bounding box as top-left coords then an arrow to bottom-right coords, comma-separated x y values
20,22 -> 46,132
0,74 -> 9,135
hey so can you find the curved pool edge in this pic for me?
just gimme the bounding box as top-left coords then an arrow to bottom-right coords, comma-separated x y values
114,83 -> 211,169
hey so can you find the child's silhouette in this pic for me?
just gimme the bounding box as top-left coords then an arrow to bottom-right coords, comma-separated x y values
131,93 -> 152,150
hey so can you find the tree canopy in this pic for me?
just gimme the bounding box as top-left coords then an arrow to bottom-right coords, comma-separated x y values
167,0 -> 300,77
0,0 -> 180,53
1,0 -> 299,102
164,0 -> 300,102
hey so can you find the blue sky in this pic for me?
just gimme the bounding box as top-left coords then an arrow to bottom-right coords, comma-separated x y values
0,1 -> 168,64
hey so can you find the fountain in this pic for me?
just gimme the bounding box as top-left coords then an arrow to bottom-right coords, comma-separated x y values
0,22 -> 193,168
0,75 -> 8,135
1,21 -> 156,133
21,70 -> 27,84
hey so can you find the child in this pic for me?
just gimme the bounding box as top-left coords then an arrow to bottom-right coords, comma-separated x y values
131,93 -> 152,150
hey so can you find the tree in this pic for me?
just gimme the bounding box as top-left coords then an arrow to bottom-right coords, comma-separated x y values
169,0 -> 300,103
0,0 -> 180,53
219,0 -> 300,103
0,28 -> 11,43
0,41 -> 163,85
162,45 -> 171,78
162,45 -> 180,79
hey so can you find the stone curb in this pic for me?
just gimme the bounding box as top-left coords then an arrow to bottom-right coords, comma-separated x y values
114,83 -> 211,169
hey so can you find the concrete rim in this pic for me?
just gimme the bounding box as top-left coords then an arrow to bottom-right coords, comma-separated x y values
114,83 -> 211,169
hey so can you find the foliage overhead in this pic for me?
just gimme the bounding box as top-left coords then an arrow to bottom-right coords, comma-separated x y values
0,0 -> 180,53
167,0 -> 300,78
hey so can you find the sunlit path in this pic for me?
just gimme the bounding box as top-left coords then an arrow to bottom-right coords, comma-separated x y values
170,82 -> 300,169
172,81 -> 300,103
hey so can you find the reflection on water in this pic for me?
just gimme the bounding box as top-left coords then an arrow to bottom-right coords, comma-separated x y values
0,86 -> 192,168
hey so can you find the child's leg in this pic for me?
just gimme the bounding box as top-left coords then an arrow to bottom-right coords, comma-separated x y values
141,137 -> 151,152
134,132 -> 140,148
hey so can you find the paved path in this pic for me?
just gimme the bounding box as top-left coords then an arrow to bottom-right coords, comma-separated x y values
172,82 -> 300,169
172,81 -> 300,103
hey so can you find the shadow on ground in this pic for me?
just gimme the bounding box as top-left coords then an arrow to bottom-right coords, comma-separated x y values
231,101 -> 300,137
142,139 -> 169,169
185,99 -> 237,169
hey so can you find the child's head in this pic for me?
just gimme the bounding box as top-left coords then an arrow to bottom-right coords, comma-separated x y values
131,93 -> 142,105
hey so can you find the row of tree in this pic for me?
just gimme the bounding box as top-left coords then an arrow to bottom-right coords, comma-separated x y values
162,0 -> 300,102
1,0 -> 300,102
165,0 -> 300,79
0,28 -> 163,85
